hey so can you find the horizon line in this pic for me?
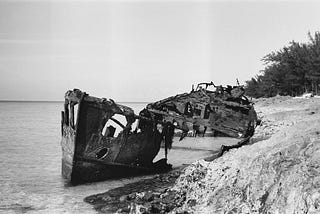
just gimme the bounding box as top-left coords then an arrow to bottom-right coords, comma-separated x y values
0,100 -> 151,103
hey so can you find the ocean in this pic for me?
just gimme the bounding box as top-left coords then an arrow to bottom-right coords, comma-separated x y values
0,101 -> 230,214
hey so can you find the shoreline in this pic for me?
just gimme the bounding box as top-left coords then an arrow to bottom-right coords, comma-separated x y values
84,96 -> 320,213
84,166 -> 186,213
83,140 -> 259,214
83,144 -> 242,213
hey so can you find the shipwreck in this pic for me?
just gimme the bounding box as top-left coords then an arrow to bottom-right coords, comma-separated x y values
61,82 -> 258,184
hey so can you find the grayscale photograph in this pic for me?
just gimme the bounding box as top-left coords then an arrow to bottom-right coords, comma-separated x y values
1,0 -> 320,213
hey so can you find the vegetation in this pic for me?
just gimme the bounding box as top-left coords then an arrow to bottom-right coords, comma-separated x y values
245,32 -> 320,98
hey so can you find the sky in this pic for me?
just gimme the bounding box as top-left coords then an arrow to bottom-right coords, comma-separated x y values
1,0 -> 320,101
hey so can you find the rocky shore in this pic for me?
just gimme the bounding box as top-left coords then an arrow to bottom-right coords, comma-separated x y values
84,168 -> 184,213
85,96 -> 320,214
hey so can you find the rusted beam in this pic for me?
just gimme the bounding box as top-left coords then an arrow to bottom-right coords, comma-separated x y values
217,136 -> 251,157
70,103 -> 75,128
64,101 -> 69,126
110,117 -> 126,129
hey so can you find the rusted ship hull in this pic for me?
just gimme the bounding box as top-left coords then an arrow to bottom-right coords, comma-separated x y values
60,82 -> 258,184
146,82 -> 258,139
63,154 -> 169,184
61,89 -> 171,185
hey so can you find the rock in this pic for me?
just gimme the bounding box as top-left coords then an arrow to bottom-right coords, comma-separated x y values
143,191 -> 154,202
85,168 -> 185,213
127,193 -> 137,200
168,97 -> 320,213
119,195 -> 128,202
187,199 -> 197,207
150,203 -> 162,213
116,206 -> 130,213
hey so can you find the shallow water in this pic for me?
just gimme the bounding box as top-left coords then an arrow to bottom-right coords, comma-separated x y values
0,101 -> 237,214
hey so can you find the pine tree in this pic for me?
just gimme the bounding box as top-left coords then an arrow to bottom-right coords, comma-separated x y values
245,31 -> 320,98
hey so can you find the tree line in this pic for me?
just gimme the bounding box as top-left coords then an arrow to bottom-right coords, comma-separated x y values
245,32 -> 320,98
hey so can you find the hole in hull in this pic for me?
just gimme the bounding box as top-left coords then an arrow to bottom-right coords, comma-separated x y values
96,148 -> 109,159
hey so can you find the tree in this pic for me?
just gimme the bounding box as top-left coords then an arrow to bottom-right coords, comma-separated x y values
245,31 -> 320,98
